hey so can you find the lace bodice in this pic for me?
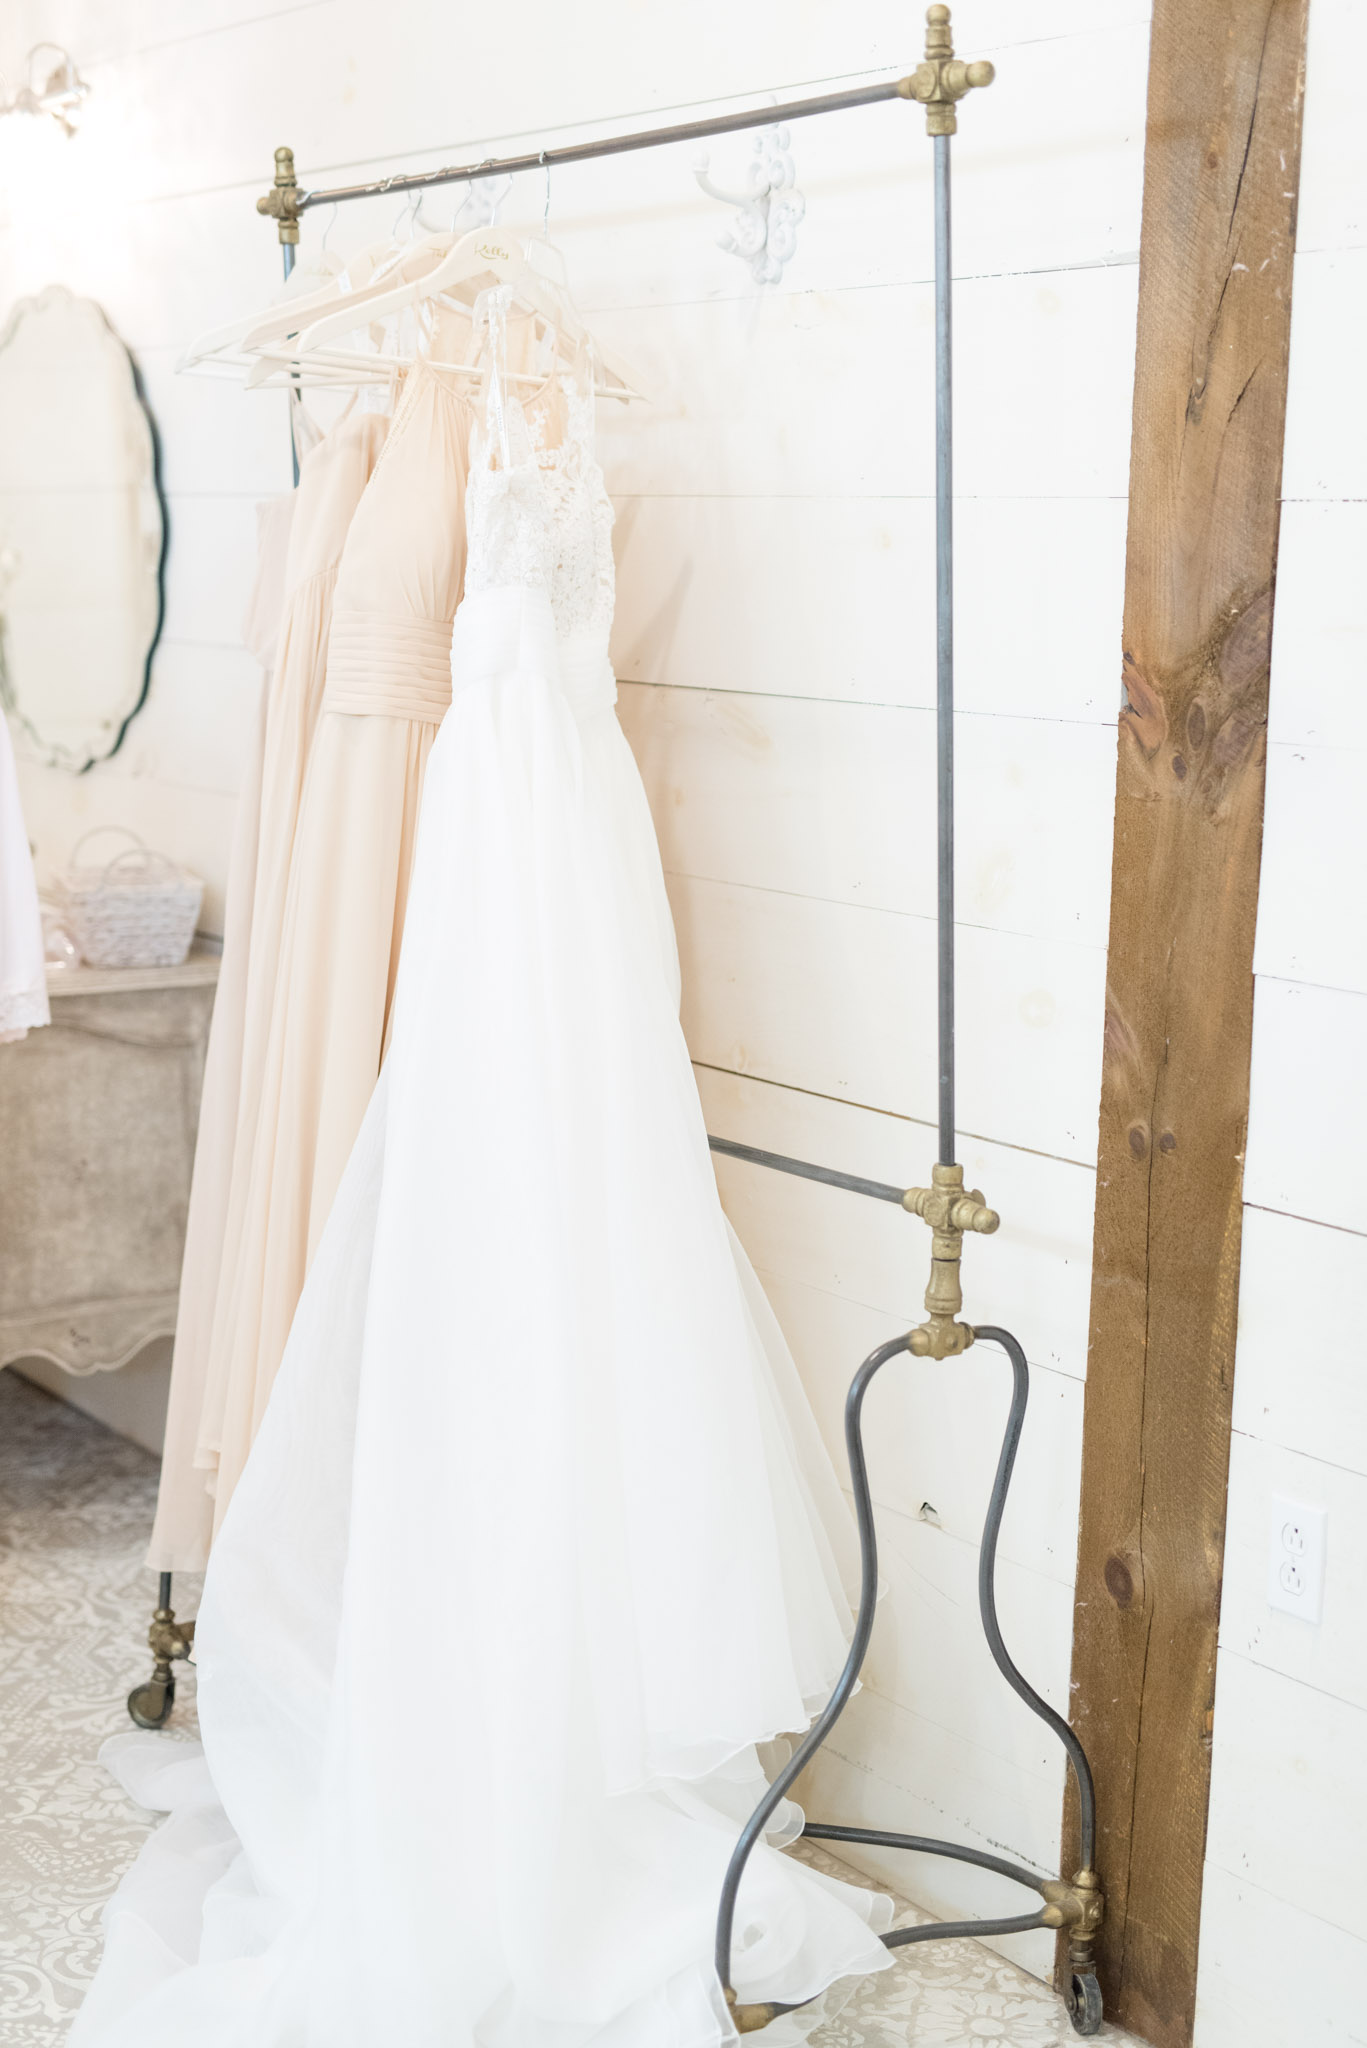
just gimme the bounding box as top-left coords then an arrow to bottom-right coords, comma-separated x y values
463,290 -> 616,643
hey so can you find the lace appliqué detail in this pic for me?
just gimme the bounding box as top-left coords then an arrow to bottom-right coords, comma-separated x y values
462,290 -> 615,641
464,408 -> 555,601
524,375 -> 616,642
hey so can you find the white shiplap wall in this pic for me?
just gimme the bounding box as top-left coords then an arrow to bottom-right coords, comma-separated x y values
0,0 -> 1151,1980
1194,4 -> 1367,2042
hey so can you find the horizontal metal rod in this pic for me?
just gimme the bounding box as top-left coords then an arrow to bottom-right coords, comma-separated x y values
801,1823 -> 1046,1897
884,1909 -> 1051,1950
706,1135 -> 906,1206
295,78 -> 905,212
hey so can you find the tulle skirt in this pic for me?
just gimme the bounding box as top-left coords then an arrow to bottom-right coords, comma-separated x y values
72,587 -> 893,2047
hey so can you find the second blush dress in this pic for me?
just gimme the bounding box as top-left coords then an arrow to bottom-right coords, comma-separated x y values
191,359 -> 476,1538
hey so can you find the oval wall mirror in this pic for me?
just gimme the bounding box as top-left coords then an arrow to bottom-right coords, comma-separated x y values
0,286 -> 166,774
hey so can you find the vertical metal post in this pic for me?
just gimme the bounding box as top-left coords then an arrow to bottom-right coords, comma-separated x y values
282,241 -> 300,489
933,131 -> 954,1168
260,149 -> 304,488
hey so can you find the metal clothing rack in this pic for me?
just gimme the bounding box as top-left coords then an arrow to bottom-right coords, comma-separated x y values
129,8 -> 1104,2033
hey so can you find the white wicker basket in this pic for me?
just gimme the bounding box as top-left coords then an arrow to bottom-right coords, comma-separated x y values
60,827 -> 203,970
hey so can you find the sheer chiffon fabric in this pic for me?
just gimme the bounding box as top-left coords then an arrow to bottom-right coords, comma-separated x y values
76,328 -> 893,2044
190,362 -> 475,1545
149,415 -> 388,1571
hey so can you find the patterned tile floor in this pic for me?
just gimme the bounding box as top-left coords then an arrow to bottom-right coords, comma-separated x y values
0,1370 -> 1141,2047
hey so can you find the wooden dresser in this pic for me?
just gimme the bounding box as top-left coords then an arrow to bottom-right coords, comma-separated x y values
0,947 -> 218,1379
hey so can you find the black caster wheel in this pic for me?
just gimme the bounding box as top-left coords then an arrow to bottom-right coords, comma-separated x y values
1066,1971 -> 1103,2036
127,1673 -> 175,1729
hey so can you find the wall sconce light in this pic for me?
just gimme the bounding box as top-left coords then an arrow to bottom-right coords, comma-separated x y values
0,46 -> 91,138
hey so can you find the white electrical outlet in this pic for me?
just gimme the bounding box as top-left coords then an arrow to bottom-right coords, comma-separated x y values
1267,1495 -> 1327,1623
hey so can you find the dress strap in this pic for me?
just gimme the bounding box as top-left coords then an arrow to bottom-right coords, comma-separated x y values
470,284 -> 515,470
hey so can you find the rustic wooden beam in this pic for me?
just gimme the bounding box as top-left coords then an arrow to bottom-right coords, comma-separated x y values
1063,4 -> 1310,2043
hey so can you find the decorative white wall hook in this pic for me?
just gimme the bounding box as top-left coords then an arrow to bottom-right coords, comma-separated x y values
454,172 -> 513,232
693,124 -> 806,285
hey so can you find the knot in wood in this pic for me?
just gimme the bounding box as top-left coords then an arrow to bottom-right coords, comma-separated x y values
1104,1554 -> 1135,1607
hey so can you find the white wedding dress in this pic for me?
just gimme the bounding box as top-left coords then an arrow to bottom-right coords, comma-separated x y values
72,300 -> 894,2048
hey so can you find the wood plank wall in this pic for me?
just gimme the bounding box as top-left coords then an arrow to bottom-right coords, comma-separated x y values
1064,3 -> 1310,2042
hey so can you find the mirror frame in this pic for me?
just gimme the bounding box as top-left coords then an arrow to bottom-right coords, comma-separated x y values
0,285 -> 168,775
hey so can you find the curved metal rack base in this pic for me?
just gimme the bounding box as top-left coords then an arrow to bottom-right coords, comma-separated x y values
717,1326 -> 1105,2039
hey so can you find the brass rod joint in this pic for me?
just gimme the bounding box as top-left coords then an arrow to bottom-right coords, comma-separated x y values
723,1989 -> 783,2033
1039,1867 -> 1105,1939
147,1605 -> 195,1667
897,6 -> 995,136
902,1161 -> 999,1358
256,145 -> 302,244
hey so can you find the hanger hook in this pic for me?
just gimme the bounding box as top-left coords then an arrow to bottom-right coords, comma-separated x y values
540,150 -> 552,240
317,201 -> 339,256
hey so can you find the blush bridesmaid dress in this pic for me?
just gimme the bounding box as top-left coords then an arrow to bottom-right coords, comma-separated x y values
148,404 -> 389,1571
190,355 -> 477,1542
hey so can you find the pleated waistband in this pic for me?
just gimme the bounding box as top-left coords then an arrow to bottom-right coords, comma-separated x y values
451,590 -> 617,724
322,609 -> 454,724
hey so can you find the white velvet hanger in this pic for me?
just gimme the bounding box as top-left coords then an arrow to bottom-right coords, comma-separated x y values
265,227 -> 647,403
179,233 -> 456,380
180,221 -> 649,405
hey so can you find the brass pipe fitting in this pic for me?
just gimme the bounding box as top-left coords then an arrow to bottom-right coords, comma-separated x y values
902,1161 -> 999,1359
724,1990 -> 782,2034
256,145 -> 302,244
1039,1867 -> 1104,1939
147,1603 -> 196,1668
1040,1870 -> 1105,2026
127,1600 -> 196,1729
897,5 -> 995,136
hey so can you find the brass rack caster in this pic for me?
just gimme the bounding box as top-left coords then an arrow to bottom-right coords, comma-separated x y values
1065,1970 -> 1104,2037
1040,1868 -> 1105,2037
126,1673 -> 174,1730
127,1580 -> 196,1730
